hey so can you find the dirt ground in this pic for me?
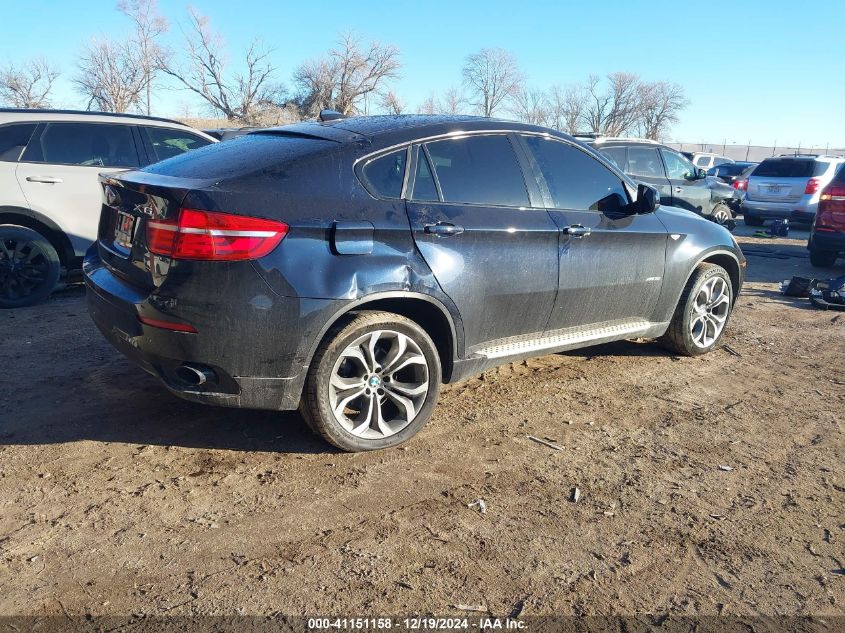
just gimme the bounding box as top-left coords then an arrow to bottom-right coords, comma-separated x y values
1,223 -> 843,621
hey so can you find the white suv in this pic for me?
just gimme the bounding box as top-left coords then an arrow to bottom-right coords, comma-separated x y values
742,155 -> 845,226
0,109 -> 216,307
691,152 -> 734,171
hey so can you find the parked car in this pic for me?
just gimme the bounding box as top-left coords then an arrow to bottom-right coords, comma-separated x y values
202,127 -> 258,142
692,152 -> 734,171
742,155 -> 845,226
84,115 -> 745,452
707,161 -> 757,185
0,109 -> 216,308
585,137 -> 736,226
723,164 -> 758,215
807,164 -> 845,267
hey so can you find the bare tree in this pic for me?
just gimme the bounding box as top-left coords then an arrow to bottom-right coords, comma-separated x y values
509,87 -> 548,126
294,32 -> 401,117
462,47 -> 523,117
418,93 -> 438,115
583,72 -> 643,136
75,38 -> 147,112
118,0 -> 169,116
546,84 -> 587,134
0,59 -> 59,108
637,81 -> 688,140
160,8 -> 284,123
439,86 -> 466,115
380,90 -> 404,115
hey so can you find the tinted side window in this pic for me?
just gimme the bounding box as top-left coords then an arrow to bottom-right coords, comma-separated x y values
411,149 -> 439,201
524,136 -> 629,212
599,146 -> 626,170
146,126 -> 212,163
627,147 -> 664,178
661,149 -> 696,180
0,123 -> 37,162
361,148 -> 407,198
23,123 -> 139,167
423,135 -> 529,207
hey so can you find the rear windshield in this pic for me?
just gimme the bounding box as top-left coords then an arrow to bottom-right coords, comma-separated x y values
143,133 -> 336,179
709,163 -> 745,177
753,158 -> 828,178
833,163 -> 845,184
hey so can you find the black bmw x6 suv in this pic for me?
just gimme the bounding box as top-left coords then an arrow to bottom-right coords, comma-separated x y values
85,115 -> 745,451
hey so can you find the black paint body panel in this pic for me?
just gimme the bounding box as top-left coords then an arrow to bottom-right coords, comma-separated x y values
84,116 -> 745,411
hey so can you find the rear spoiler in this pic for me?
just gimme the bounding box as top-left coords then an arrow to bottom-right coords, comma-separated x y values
251,122 -> 366,144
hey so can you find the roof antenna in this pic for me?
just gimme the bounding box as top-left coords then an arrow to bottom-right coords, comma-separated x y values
319,109 -> 346,122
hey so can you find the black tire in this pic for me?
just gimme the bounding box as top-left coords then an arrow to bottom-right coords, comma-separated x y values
0,224 -> 61,309
300,310 -> 442,452
711,203 -> 733,227
743,214 -> 764,226
659,263 -> 733,357
809,247 -> 837,268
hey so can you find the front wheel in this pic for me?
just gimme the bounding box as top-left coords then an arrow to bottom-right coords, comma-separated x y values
0,225 -> 61,309
301,311 -> 442,452
660,263 -> 733,356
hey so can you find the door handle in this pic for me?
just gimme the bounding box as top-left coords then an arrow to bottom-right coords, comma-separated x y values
674,186 -> 683,193
564,224 -> 592,238
26,176 -> 63,184
424,222 -> 464,237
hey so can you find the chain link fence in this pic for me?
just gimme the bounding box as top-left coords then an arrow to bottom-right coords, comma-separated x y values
667,142 -> 845,162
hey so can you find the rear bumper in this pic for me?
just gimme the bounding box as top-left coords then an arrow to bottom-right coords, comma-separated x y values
83,250 -> 333,411
742,199 -> 817,222
809,230 -> 845,254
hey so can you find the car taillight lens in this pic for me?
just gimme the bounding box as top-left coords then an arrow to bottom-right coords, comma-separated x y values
805,178 -> 821,195
732,179 -> 747,191
146,208 -> 288,261
817,185 -> 845,229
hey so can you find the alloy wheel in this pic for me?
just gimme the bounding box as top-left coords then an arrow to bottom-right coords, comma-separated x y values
0,236 -> 51,303
329,329 -> 430,439
690,276 -> 730,348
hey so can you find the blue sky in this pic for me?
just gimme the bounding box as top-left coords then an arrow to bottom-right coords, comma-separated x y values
2,0 -> 843,146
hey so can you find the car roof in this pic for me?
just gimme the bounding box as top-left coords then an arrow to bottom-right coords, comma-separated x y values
0,108 -> 214,139
256,114 -> 570,146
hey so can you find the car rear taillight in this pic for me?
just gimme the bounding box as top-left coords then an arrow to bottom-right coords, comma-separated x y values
146,208 -> 288,261
805,178 -> 821,195
732,179 -> 748,191
816,185 -> 845,230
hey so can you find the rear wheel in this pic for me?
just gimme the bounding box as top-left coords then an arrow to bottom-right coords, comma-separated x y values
660,263 -> 733,356
301,311 -> 442,452
0,225 -> 61,309
809,247 -> 838,268
743,214 -> 764,226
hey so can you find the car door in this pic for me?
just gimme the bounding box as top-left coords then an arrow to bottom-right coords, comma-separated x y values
403,133 -> 559,351
660,148 -> 713,215
519,134 -> 668,330
16,122 -> 141,256
624,145 -> 673,202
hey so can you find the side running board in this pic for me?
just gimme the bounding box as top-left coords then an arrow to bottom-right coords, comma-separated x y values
475,320 -> 652,360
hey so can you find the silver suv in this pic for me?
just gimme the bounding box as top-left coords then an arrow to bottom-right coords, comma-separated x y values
0,109 -> 216,307
742,155 -> 845,226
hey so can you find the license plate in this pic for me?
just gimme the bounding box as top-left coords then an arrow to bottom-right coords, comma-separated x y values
114,210 -> 136,248
766,185 -> 782,194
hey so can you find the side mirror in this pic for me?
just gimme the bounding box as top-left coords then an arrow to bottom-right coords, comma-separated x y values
636,183 -> 660,213
697,167 -> 708,179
